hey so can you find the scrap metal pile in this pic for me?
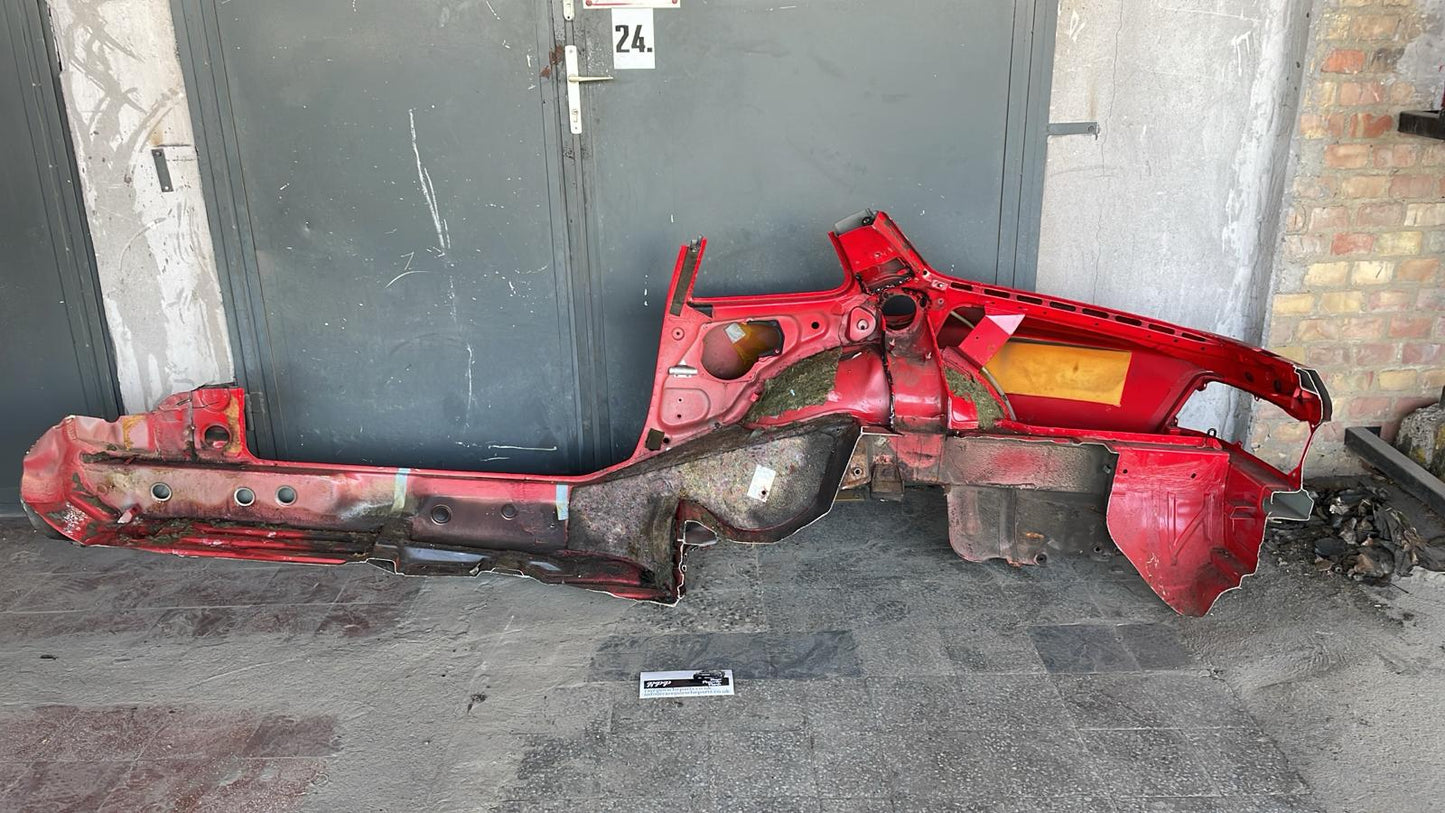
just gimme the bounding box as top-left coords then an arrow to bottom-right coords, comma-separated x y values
1267,481 -> 1445,581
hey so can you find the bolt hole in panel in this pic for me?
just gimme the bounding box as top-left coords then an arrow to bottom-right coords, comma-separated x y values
19,212 -> 1330,615
203,424 -> 231,448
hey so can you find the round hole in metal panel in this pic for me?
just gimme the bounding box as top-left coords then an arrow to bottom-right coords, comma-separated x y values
881,294 -> 918,330
151,483 -> 172,502
234,487 -> 256,507
430,505 -> 452,525
699,320 -> 784,380
276,486 -> 298,505
203,424 -> 231,448
500,503 -> 518,520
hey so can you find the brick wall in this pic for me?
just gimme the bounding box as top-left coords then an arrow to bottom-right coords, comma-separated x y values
1252,0 -> 1445,474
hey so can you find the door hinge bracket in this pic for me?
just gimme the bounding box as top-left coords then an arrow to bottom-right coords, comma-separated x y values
1047,121 -> 1100,138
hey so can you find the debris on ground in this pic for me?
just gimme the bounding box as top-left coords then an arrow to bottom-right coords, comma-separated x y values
1267,481 -> 1445,582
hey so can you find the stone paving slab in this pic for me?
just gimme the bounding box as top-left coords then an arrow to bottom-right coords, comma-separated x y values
0,492 -> 1344,811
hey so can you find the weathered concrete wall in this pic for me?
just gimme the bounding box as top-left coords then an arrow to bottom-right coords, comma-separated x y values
49,0 -> 233,411
1038,0 -> 1313,441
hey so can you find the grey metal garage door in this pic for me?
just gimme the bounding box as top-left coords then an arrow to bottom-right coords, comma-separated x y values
0,0 -> 119,512
178,0 -> 1055,472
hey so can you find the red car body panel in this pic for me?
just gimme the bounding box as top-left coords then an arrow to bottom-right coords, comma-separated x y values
20,211 -> 1329,615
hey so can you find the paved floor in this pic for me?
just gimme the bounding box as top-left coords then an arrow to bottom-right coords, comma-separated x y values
1,487 -> 1442,812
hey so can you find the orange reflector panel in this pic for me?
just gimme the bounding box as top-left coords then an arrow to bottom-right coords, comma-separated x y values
986,341 -> 1132,406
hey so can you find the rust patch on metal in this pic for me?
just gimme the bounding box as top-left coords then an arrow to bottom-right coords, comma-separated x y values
120,414 -> 146,449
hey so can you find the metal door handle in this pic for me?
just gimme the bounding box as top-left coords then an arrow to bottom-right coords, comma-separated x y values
564,45 -> 611,134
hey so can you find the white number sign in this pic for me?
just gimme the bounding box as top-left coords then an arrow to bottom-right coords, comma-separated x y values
611,9 -> 655,70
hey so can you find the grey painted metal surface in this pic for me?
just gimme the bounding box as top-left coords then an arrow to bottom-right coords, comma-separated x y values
179,0 -> 581,473
572,0 -> 1055,459
177,0 -> 1055,471
0,0 -> 119,511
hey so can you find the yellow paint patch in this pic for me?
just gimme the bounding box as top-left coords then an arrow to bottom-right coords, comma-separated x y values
985,341 -> 1132,406
119,415 -> 146,449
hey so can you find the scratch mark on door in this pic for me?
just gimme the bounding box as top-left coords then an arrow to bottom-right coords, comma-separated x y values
385,251 -> 426,287
408,108 -> 451,253
465,343 -> 476,427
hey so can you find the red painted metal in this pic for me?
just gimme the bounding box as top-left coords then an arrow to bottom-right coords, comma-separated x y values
19,211 -> 1330,615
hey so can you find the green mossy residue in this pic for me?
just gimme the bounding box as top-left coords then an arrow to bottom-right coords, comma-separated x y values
945,367 -> 1002,429
745,349 -> 843,422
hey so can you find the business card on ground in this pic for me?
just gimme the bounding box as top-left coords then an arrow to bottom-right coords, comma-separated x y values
638,669 -> 735,699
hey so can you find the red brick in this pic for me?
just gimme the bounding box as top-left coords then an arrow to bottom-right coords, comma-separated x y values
1285,234 -> 1330,261
1420,288 -> 1445,310
1403,343 -> 1444,364
1404,203 -> 1445,227
1348,396 -> 1396,419
1356,203 -> 1405,227
1325,144 -> 1372,168
1331,232 -> 1375,255
1296,319 -> 1340,342
1307,344 -> 1350,366
1389,316 -> 1434,339
1351,113 -> 1395,138
1366,289 -> 1414,311
1389,81 -> 1417,106
1295,175 -> 1340,200
1373,144 -> 1419,168
1284,206 -> 1307,234
1309,206 -> 1351,230
1331,371 -> 1377,394
1299,113 -> 1327,139
1389,175 -> 1437,198
1322,48 -> 1366,73
1397,258 -> 1441,282
1338,81 -> 1386,105
1341,175 -> 1390,198
1341,317 -> 1385,340
1353,342 -> 1398,364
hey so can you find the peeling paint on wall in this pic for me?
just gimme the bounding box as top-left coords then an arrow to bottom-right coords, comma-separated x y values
48,0 -> 234,411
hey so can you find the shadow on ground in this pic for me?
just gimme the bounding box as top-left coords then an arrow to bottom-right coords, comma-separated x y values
2,486 -> 1442,811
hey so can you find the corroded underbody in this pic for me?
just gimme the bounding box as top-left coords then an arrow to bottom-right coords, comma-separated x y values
21,211 -> 1331,615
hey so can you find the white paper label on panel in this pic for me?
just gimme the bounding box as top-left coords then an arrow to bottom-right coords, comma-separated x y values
746,465 -> 776,502
612,8 -> 656,70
